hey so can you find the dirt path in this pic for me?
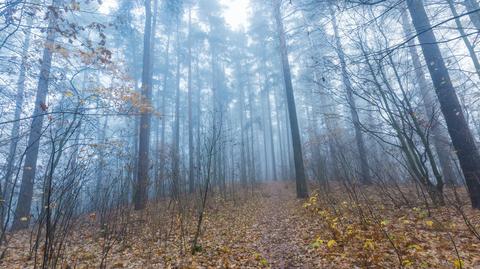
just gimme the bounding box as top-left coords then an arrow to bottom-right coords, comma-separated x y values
251,183 -> 312,268
4,182 -> 480,268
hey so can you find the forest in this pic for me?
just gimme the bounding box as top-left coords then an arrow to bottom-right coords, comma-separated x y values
1,0 -> 480,267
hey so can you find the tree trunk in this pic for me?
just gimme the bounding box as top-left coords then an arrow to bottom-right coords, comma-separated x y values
238,66 -> 247,185
11,0 -> 61,230
407,0 -> 480,208
172,21 -> 181,199
273,0 -> 308,198
2,12 -> 33,226
187,7 -> 195,194
275,90 -> 287,179
265,83 -> 278,182
134,0 -> 153,210
159,31 -> 171,198
247,79 -> 257,183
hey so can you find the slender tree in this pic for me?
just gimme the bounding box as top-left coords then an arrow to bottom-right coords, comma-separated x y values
329,3 -> 371,185
12,0 -> 62,230
187,6 -> 195,193
134,0 -> 153,210
273,0 -> 308,198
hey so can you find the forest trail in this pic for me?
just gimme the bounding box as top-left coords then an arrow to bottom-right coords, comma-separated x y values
3,182 -> 480,268
253,184 -> 307,268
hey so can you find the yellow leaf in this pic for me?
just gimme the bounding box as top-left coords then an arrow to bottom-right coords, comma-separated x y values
311,238 -> 324,248
327,239 -> 336,248
112,261 -> 125,268
402,259 -> 413,267
380,220 -> 389,226
425,220 -> 434,227
363,239 -> 375,250
346,226 -> 354,235
65,91 -> 74,97
453,258 -> 464,269
408,244 -> 423,251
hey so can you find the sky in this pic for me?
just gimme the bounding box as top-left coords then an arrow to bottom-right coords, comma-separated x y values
220,0 -> 250,30
98,0 -> 250,30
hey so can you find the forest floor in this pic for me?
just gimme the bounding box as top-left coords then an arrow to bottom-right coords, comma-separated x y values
1,182 -> 480,268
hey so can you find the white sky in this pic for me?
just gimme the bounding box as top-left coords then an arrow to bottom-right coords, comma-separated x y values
98,0 -> 250,30
220,0 -> 250,30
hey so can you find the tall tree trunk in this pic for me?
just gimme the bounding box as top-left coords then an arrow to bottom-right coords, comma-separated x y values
407,0 -> 480,208
261,83 -> 270,181
238,67 -> 247,185
195,57 -> 202,188
159,32 -> 171,198
150,0 -> 160,199
12,0 -> 61,230
2,12 -> 33,226
265,84 -> 278,182
172,21 -> 181,199
134,0 -> 153,210
275,91 -> 287,179
187,8 -> 195,194
95,115 -> 108,207
247,79 -> 257,183
273,0 -> 308,198
400,12 -> 457,186
330,4 -> 371,185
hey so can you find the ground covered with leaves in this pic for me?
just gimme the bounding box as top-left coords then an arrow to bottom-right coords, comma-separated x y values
1,182 -> 480,268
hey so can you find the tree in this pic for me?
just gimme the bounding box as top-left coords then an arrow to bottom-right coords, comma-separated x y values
400,11 -> 457,186
2,9 -> 33,226
134,0 -> 154,210
273,0 -> 308,198
407,0 -> 480,208
12,0 -> 62,230
329,3 -> 371,185
187,5 -> 195,193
